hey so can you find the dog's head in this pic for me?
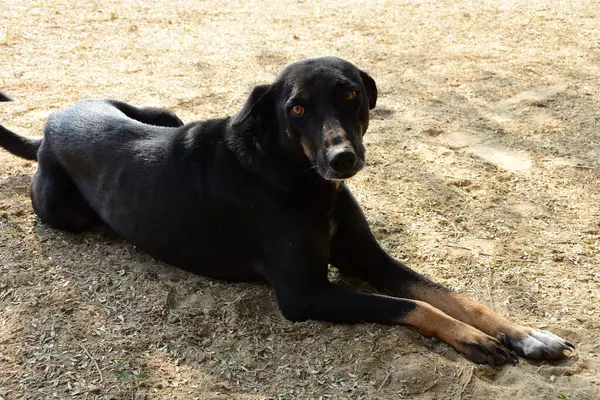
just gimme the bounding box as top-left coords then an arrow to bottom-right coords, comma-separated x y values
233,57 -> 377,181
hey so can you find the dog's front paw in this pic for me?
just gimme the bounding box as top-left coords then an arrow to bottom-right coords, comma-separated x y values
448,325 -> 519,367
499,329 -> 575,361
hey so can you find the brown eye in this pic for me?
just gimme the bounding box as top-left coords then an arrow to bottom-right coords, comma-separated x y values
346,90 -> 357,100
291,105 -> 305,115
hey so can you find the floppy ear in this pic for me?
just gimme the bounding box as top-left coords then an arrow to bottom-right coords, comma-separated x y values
232,84 -> 276,133
359,70 -> 378,110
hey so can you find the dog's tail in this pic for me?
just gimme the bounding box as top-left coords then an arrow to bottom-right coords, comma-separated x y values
0,91 -> 14,102
0,93 -> 42,161
0,125 -> 42,161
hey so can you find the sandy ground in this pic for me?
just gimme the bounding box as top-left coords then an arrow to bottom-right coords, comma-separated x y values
1,0 -> 599,398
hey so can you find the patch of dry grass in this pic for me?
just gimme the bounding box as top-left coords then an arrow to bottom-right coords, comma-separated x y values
1,0 -> 599,399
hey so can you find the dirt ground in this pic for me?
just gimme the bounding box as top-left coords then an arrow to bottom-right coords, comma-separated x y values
1,0 -> 599,398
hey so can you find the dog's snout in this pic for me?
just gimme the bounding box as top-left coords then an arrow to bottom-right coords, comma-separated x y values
327,148 -> 357,173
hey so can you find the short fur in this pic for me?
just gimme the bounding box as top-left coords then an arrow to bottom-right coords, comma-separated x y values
0,57 -> 574,365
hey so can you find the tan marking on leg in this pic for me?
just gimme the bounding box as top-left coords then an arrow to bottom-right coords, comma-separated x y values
399,301 -> 517,365
400,300 -> 460,338
407,283 -> 574,360
407,283 -> 525,338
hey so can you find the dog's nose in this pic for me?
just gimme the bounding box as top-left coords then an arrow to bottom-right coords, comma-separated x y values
327,148 -> 357,172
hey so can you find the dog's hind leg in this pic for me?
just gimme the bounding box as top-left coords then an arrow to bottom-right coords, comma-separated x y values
106,100 -> 184,128
30,154 -> 100,232
329,185 -> 574,362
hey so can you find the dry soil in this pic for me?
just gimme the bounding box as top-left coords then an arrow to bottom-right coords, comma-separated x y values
1,1 -> 599,399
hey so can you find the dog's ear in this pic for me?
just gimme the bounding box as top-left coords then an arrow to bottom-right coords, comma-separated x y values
232,84 -> 277,141
359,70 -> 378,110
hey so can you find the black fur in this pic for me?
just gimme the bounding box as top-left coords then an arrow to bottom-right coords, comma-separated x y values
0,91 -> 13,102
0,57 -> 574,366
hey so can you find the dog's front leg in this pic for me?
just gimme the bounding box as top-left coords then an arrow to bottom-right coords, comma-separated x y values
264,262 -> 517,366
329,185 -> 574,361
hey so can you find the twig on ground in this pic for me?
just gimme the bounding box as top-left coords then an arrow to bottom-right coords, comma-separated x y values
420,380 -> 438,393
77,342 -> 103,383
377,370 -> 391,391
444,244 -> 493,257
457,366 -> 474,400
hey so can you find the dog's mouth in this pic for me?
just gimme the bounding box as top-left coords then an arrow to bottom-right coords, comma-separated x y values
300,135 -> 365,181
315,159 -> 365,181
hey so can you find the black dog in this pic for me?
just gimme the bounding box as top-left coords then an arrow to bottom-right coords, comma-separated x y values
0,57 -> 574,366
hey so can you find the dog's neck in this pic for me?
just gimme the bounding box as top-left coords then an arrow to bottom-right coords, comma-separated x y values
226,122 -> 341,201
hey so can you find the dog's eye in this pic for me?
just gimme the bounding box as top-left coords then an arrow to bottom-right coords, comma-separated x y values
291,105 -> 305,116
345,90 -> 357,100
